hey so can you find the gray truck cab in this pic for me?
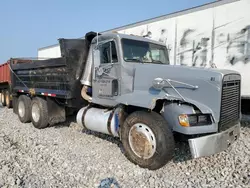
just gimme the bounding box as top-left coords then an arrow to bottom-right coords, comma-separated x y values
77,32 -> 241,170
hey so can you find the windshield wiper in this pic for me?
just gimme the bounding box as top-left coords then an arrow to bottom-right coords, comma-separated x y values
125,58 -> 141,62
125,58 -> 144,64
152,60 -> 163,64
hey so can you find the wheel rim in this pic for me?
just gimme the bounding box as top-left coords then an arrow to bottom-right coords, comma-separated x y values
128,123 -> 157,159
32,103 -> 40,123
18,101 -> 25,118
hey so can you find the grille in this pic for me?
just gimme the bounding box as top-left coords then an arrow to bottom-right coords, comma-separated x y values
219,74 -> 241,131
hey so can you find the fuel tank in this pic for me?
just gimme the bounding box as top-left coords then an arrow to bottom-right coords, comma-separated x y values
76,106 -> 125,137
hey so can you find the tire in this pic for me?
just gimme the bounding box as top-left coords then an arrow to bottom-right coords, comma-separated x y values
121,111 -> 175,170
17,95 -> 31,123
1,91 -> 6,106
31,97 -> 49,129
5,90 -> 12,108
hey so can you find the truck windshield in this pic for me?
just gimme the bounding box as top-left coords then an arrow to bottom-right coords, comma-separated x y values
122,38 -> 169,64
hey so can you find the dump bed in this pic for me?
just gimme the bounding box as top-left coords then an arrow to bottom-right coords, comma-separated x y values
10,38 -> 89,101
0,61 -> 11,87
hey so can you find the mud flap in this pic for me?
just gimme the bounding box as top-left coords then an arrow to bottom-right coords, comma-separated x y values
47,97 -> 66,125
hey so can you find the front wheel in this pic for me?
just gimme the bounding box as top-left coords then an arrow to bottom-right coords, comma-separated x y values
121,111 -> 175,170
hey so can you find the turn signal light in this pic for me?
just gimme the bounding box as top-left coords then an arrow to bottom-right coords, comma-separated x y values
178,114 -> 190,127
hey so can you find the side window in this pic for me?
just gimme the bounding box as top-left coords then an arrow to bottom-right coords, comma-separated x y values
100,41 -> 118,64
151,49 -> 160,60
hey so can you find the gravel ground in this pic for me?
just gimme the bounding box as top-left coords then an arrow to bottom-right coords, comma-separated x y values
0,104 -> 250,188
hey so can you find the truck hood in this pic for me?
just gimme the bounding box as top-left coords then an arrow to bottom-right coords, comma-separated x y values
117,63 -> 240,123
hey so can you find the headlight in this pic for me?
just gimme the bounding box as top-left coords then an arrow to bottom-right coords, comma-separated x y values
178,114 -> 212,127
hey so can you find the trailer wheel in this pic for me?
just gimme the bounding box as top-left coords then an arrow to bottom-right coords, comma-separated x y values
5,90 -> 12,108
1,91 -> 6,106
17,95 -> 31,123
121,111 -> 175,170
31,97 -> 49,129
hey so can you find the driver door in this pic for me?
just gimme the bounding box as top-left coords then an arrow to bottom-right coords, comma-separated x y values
92,40 -> 120,106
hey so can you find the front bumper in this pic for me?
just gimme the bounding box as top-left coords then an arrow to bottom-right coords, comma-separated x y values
188,123 -> 240,158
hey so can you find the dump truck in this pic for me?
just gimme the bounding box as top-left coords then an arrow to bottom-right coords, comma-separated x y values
8,31 -> 241,170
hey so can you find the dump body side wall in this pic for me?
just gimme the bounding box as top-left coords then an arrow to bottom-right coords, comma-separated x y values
10,58 -> 70,96
10,38 -> 90,109
0,62 -> 11,90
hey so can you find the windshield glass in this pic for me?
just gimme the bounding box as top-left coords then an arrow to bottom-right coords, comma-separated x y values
121,38 -> 169,64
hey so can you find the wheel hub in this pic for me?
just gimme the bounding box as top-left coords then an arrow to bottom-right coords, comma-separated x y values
128,123 -> 156,159
32,103 -> 40,123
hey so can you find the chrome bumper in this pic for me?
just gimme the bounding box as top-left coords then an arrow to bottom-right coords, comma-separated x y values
188,123 -> 240,158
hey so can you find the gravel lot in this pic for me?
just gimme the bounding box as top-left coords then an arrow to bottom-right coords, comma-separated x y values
0,104 -> 249,188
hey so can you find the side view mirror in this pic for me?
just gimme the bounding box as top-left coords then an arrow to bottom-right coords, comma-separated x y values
93,48 -> 101,67
152,78 -> 165,90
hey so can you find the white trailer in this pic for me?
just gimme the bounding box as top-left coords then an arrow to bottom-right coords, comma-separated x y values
38,0 -> 250,99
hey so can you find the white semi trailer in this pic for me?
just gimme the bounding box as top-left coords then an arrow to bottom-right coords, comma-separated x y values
38,0 -> 250,109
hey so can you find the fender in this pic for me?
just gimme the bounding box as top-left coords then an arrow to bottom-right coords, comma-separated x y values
116,89 -> 216,120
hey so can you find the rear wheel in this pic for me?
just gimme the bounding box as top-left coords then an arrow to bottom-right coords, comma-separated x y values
31,97 -> 49,129
5,90 -> 12,108
1,91 -> 6,106
17,95 -> 31,123
121,111 -> 175,170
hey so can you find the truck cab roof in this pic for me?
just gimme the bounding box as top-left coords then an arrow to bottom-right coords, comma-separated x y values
92,32 -> 166,46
